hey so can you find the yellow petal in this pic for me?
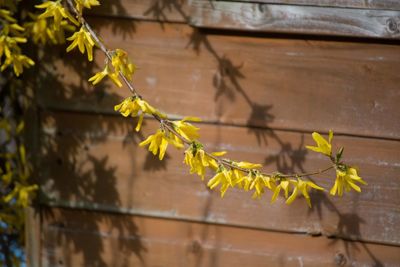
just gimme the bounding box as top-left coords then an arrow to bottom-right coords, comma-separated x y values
286,186 -> 298,205
135,114 -> 144,132
182,116 -> 202,122
108,73 -> 122,87
330,178 -> 339,196
211,151 -> 227,157
158,138 -> 168,160
271,186 -> 281,203
236,161 -> 262,169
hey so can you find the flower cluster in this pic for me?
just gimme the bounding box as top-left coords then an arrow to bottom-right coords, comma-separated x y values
74,0 -> 100,14
139,129 -> 183,160
88,49 -> 136,89
306,131 -> 367,196
331,166 -> 367,196
35,0 -> 78,29
114,96 -> 166,132
89,64 -> 122,87
24,13 -> 76,45
35,0 -> 79,29
66,26 -> 95,61
111,49 -> 136,81
0,8 -> 34,76
171,117 -> 201,146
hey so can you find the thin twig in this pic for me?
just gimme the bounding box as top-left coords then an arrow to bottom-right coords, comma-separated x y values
66,0 -> 138,96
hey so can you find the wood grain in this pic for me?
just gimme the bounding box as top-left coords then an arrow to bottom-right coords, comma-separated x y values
190,0 -> 400,39
39,20 -> 400,140
88,0 -> 188,22
38,111 -> 400,246
235,0 -> 400,11
40,207 -> 400,267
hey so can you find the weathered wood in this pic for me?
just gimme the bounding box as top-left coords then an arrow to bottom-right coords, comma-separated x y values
38,111 -> 400,246
235,0 -> 400,11
25,207 -> 41,267
88,0 -> 188,22
40,207 -> 400,267
39,20 -> 400,140
39,19 -> 400,139
190,0 -> 400,39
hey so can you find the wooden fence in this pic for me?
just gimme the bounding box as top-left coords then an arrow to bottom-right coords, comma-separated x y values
27,0 -> 400,266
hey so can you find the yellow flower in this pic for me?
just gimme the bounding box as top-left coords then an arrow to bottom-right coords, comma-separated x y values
231,169 -> 245,188
330,166 -> 367,196
114,96 -> 166,131
75,0 -> 100,13
271,180 -> 290,203
306,130 -> 333,157
0,9 -> 16,23
25,13 -> 75,45
286,179 -> 324,207
139,129 -> 182,160
111,49 -> 136,81
66,26 -> 95,61
1,53 -> 35,77
183,142 -> 214,179
207,168 -> 233,197
249,173 -> 273,199
171,117 -> 200,145
35,1 -> 78,29
4,183 -> 38,207
89,64 -> 122,87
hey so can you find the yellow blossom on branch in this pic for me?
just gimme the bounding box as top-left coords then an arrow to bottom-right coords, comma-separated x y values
3,183 -> 38,207
286,179 -> 324,207
330,166 -> 367,196
139,129 -> 183,160
249,173 -> 273,199
75,0 -> 100,14
171,117 -> 200,145
306,130 -> 333,157
111,48 -> 136,81
271,179 -> 290,203
207,167 -> 233,197
89,64 -> 122,87
184,142 -> 215,179
66,26 -> 95,61
114,96 -> 166,131
0,8 -> 16,22
25,13 -> 75,45
1,53 -> 35,77
35,0 -> 78,29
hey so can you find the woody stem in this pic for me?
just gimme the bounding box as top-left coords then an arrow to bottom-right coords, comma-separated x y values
67,0 -> 335,182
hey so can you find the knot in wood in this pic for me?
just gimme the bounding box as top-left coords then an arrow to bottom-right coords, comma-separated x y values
334,252 -> 347,266
386,18 -> 399,34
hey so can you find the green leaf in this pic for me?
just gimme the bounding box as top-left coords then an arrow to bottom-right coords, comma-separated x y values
335,147 -> 344,163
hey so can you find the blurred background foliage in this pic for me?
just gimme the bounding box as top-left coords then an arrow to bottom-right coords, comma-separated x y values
1,0 -> 40,266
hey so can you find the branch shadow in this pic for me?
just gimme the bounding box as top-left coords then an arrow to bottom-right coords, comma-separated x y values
308,190 -> 384,267
142,1 -> 386,266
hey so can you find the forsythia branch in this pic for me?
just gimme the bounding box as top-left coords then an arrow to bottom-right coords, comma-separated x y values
60,0 -> 367,207
1,0 -> 366,209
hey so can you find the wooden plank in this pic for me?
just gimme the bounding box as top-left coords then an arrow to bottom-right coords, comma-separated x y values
234,0 -> 400,11
40,207 -> 400,267
38,111 -> 400,245
87,0 -> 188,22
189,0 -> 400,39
25,207 -> 41,267
38,20 -> 400,140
